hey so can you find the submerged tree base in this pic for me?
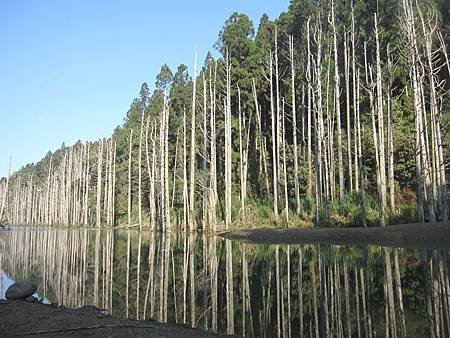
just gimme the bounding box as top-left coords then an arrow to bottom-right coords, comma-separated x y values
221,221 -> 450,250
0,300 -> 229,337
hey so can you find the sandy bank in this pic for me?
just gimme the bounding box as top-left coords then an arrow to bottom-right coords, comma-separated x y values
220,221 -> 450,249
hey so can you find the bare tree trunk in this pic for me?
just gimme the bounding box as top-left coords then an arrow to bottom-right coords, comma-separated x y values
187,232 -> 195,326
269,50 -> 279,220
420,13 -> 447,221
160,94 -> 171,231
143,232 -> 154,319
331,1 -> 344,200
96,141 -> 103,228
355,268 -> 361,338
0,157 -> 12,224
202,74 -> 208,231
207,65 -> 218,230
209,236 -> 218,332
290,36 -> 300,214
394,249 -> 407,338
106,140 -> 113,226
326,55 -> 334,200
225,53 -> 232,229
83,144 -> 90,226
244,243 -> 254,337
275,246 -> 281,338
274,28 -> 282,222
226,239 -> 234,334
189,51 -> 197,231
183,109 -> 189,232
313,19 -> 324,223
148,232 -> 156,318
422,251 -> 436,338
171,128 -> 180,210
402,0 -> 426,222
311,264 -> 320,338
365,39 -> 385,227
139,112 -> 144,230
387,47 -> 396,213
160,105 -> 166,231
136,232 -> 142,319
281,100 -> 289,224
287,245 -> 292,338
242,246 -> 246,336
375,13 -> 387,215
356,70 -> 367,227
150,125 -> 157,230
238,85 -> 245,213
252,79 -> 270,199
112,141 -> 116,226
344,31 -> 353,192
351,7 -> 359,192
384,248 -> 397,338
298,248 -> 304,338
360,268 -> 369,338
145,117 -> 153,229
306,19 -> 313,198
127,130 -> 133,225
344,260 -> 351,338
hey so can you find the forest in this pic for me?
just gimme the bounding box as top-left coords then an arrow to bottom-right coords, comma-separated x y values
0,0 -> 449,231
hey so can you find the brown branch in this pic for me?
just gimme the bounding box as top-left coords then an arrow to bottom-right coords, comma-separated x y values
18,323 -> 156,336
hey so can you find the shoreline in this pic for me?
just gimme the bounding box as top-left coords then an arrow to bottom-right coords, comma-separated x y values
0,300 -> 230,337
220,221 -> 450,249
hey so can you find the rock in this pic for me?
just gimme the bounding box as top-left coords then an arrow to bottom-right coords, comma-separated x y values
5,281 -> 37,300
25,296 -> 36,303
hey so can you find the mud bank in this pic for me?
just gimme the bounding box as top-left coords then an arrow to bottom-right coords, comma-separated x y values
0,300 -> 231,337
220,221 -> 450,249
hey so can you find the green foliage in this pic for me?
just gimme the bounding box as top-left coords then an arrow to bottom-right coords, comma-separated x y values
155,64 -> 173,92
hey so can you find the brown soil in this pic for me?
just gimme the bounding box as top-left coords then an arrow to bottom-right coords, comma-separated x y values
220,221 -> 450,249
0,300 -> 231,338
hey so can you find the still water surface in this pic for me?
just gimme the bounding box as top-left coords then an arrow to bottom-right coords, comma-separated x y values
0,227 -> 448,337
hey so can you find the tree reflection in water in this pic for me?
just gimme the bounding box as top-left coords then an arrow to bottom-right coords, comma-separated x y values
0,228 -> 448,338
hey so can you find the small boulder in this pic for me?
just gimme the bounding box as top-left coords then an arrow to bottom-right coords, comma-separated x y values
5,281 -> 37,300
25,296 -> 36,303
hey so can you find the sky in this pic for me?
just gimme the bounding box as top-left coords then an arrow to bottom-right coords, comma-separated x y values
0,0 -> 289,178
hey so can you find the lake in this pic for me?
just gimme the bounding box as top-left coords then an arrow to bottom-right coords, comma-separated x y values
0,227 -> 448,337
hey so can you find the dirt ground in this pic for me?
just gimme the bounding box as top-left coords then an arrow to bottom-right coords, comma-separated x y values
220,221 -> 450,250
0,300 -> 231,338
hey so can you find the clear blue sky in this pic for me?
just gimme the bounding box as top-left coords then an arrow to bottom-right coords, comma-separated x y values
0,0 -> 289,178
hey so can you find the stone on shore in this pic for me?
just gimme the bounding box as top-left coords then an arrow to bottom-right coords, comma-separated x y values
25,296 -> 36,303
5,282 -> 37,300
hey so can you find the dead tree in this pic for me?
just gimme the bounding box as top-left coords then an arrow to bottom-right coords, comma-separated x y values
127,130 -> 133,225
225,53 -> 232,229
189,51 -> 198,231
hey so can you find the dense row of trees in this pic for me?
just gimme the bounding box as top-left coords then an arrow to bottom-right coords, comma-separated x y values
1,0 -> 449,230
